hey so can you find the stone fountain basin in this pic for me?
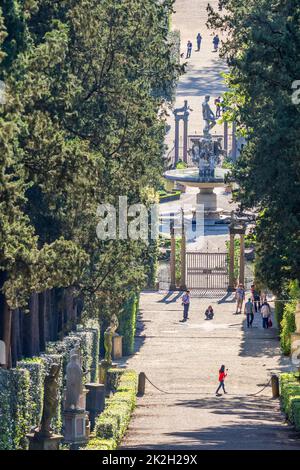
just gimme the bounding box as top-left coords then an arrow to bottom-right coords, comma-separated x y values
164,167 -> 229,188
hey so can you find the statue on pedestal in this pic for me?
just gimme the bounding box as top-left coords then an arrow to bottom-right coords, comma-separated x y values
104,314 -> 119,365
202,95 -> 216,136
38,364 -> 61,438
65,354 -> 84,411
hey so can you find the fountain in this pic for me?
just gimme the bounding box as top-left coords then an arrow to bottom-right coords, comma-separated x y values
164,95 -> 229,216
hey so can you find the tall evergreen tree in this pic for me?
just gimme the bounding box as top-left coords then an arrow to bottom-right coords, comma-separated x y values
208,0 -> 300,293
0,1 -> 179,315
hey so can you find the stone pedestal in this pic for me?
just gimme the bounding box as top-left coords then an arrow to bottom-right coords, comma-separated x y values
99,360 -> 118,396
27,433 -> 63,450
196,188 -> 220,215
112,334 -> 123,360
63,410 -> 89,446
99,360 -> 110,385
175,183 -> 186,193
86,383 -> 105,430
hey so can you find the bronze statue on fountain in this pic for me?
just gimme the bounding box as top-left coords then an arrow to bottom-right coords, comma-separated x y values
190,96 -> 224,179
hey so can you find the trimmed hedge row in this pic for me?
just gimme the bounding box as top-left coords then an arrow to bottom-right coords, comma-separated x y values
46,322 -> 100,383
280,372 -> 300,429
119,294 -> 139,356
0,368 -> 31,450
280,281 -> 300,355
84,369 -> 138,450
0,323 -> 100,449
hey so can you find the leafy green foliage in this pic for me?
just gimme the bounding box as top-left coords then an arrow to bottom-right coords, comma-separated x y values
0,370 -> 13,450
118,294 -> 139,356
208,1 -> 300,293
280,372 -> 300,427
280,281 -> 300,355
0,368 -> 31,450
84,369 -> 137,450
0,0 -> 178,311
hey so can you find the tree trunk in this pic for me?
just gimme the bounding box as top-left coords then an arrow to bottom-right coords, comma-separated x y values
11,309 -> 22,367
23,293 -> 40,357
3,302 -> 12,368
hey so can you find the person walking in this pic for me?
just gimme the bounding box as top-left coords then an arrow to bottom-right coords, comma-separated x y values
181,290 -> 191,322
235,284 -> 245,314
196,33 -> 202,51
186,40 -> 192,59
216,365 -> 228,396
244,298 -> 254,328
213,34 -> 220,52
261,301 -> 272,329
251,284 -> 261,313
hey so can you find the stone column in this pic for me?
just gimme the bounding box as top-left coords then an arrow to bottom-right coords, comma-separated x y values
239,232 -> 245,286
183,113 -> 189,164
170,226 -> 176,291
174,117 -> 180,166
229,232 -> 235,290
224,121 -> 228,157
180,231 -> 187,291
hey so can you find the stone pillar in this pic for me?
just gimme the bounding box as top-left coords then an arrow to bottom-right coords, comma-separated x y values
291,303 -> 300,362
196,187 -> 217,213
180,231 -> 187,291
27,433 -> 63,451
271,375 -> 280,399
229,232 -> 235,291
174,117 -> 180,166
239,232 -> 245,286
224,121 -> 228,157
86,383 -> 105,431
138,372 -> 146,396
183,114 -> 189,164
170,226 -> 176,291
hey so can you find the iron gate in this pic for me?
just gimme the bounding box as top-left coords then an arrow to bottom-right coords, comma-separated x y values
186,252 -> 229,291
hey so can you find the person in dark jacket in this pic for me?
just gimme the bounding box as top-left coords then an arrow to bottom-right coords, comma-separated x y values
205,305 -> 214,320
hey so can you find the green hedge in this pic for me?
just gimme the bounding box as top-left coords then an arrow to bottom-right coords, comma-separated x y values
280,281 -> 299,355
158,190 -> 181,203
0,323 -> 101,450
46,324 -> 100,384
0,370 -> 14,450
275,300 -> 285,333
106,368 -> 127,394
119,294 -> 139,356
17,357 -> 45,429
84,369 -> 138,450
280,372 -> 300,428
0,368 -> 31,450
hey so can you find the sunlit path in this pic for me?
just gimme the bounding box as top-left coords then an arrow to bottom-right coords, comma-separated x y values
120,292 -> 298,450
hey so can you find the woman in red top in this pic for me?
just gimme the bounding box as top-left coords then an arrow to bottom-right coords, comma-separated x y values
216,365 -> 227,396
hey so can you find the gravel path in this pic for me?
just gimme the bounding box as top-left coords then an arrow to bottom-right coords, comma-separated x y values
120,292 -> 299,450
